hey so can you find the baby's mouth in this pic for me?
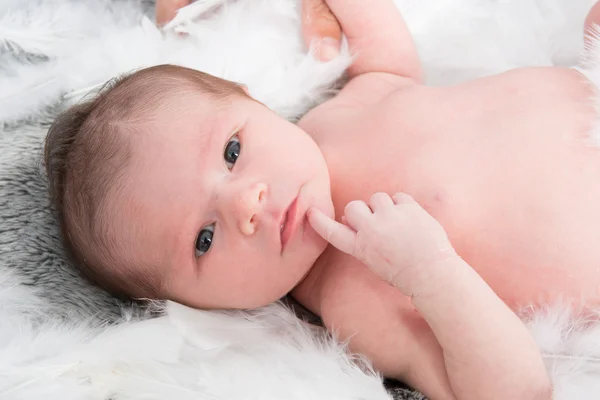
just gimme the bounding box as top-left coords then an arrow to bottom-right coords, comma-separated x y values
280,196 -> 299,252
280,212 -> 288,237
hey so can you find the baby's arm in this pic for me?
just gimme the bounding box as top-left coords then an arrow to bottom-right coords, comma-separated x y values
324,0 -> 422,81
308,193 -> 551,400
411,254 -> 551,400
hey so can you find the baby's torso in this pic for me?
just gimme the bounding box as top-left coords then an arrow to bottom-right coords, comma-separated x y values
298,67 -> 600,312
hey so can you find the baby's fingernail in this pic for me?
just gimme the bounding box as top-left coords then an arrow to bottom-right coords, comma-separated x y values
318,37 -> 340,61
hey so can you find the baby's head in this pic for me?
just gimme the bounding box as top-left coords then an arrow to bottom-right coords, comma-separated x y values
45,64 -> 334,309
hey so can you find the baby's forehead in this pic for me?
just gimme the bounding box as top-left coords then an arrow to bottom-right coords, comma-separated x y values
128,94 -> 238,162
110,71 -> 248,154
151,83 -> 241,122
105,70 -> 230,115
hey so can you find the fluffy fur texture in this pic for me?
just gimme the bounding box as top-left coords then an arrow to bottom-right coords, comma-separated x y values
2,0 -> 600,399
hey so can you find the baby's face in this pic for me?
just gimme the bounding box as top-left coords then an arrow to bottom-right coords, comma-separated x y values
127,92 -> 334,309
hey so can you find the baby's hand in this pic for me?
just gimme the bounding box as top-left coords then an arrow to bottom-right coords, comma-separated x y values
308,192 -> 456,295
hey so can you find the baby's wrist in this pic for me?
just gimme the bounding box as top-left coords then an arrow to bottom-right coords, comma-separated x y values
391,249 -> 462,296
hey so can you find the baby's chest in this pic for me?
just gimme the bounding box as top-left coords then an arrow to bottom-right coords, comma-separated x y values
325,123 -> 448,226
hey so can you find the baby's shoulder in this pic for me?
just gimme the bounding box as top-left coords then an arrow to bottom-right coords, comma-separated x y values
298,72 -> 415,136
337,72 -> 416,108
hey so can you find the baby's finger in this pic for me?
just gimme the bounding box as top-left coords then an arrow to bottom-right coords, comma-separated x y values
369,192 -> 394,213
308,208 -> 356,255
344,200 -> 373,231
392,193 -> 415,205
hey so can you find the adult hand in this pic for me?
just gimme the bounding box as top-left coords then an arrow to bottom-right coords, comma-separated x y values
155,0 -> 342,61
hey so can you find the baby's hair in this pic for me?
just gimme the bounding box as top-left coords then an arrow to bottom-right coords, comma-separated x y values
44,64 -> 248,299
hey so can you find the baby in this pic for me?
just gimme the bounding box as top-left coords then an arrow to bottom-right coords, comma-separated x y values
44,1 -> 600,399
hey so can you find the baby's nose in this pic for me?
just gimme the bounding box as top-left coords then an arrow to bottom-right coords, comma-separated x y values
233,182 -> 268,235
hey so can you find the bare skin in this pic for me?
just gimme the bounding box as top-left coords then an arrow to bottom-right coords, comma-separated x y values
289,1 -> 600,398
296,66 -> 598,400
308,192 -> 551,400
301,67 -> 600,310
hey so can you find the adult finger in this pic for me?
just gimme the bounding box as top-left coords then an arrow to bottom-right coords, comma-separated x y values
156,0 -> 191,27
308,208 -> 355,255
301,0 -> 342,61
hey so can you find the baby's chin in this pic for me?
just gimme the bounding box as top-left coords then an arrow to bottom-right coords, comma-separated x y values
292,227 -> 327,274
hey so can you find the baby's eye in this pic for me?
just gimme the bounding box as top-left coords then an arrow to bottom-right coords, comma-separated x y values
195,224 -> 215,257
224,135 -> 240,169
